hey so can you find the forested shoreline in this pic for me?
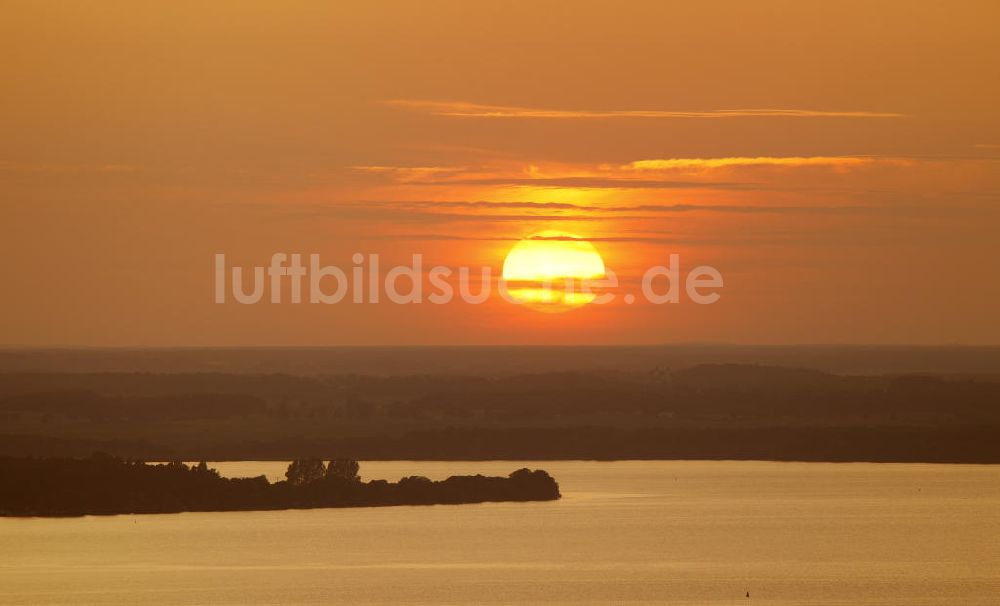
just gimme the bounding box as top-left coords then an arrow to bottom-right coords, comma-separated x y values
1,363 -> 998,462
0,455 -> 560,517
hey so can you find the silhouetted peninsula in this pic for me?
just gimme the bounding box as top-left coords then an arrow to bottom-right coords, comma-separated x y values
0,455 -> 561,517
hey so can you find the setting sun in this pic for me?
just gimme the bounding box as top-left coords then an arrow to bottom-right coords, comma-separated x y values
502,231 -> 606,312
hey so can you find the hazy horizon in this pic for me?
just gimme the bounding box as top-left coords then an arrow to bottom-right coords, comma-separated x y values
3,343 -> 1000,376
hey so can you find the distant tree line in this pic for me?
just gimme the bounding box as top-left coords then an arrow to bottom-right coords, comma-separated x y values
0,454 -> 560,517
1,365 -> 999,462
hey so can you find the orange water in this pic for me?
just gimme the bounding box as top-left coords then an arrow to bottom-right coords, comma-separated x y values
2,461 -> 998,605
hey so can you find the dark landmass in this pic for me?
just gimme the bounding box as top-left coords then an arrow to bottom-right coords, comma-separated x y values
0,357 -> 998,463
2,345 -> 999,377
0,455 -> 560,517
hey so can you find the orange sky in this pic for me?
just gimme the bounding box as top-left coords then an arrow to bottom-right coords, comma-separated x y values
2,1 -> 999,346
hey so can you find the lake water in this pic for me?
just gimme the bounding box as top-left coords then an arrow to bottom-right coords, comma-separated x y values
2,461 -> 999,605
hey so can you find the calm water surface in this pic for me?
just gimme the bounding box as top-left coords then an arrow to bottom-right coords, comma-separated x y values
2,461 -> 998,605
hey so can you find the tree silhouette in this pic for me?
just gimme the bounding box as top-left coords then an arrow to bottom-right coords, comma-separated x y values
285,457 -> 325,485
326,458 -> 360,482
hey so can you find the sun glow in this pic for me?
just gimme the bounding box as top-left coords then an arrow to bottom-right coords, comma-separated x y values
502,231 -> 606,312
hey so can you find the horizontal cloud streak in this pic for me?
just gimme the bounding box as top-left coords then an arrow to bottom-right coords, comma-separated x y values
409,177 -> 756,190
352,156 -> 893,190
384,100 -> 904,119
351,166 -> 470,180
263,201 -> 899,232
625,156 -> 877,170
367,233 -> 688,244
355,200 -> 888,215
277,205 -> 649,224
350,164 -> 755,189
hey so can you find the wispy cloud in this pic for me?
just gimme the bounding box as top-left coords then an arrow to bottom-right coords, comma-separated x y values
351,164 -> 752,190
383,100 -> 904,119
363,200 -> 883,214
275,204 -> 646,225
367,232 -> 688,244
351,155 -> 892,191
351,166 -> 470,181
414,176 -> 756,190
276,200 -> 894,228
623,156 -> 878,170
357,232 -> 824,248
